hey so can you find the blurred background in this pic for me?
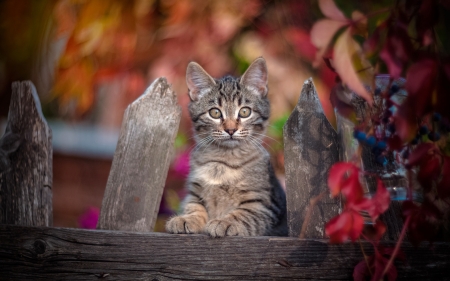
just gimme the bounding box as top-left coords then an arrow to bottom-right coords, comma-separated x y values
0,0 -> 380,231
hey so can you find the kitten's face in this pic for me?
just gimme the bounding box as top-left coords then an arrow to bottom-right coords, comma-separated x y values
187,58 -> 270,149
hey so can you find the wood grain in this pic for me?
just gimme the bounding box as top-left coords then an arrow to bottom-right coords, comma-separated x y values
0,225 -> 449,280
283,78 -> 340,238
0,81 -> 52,226
97,77 -> 181,232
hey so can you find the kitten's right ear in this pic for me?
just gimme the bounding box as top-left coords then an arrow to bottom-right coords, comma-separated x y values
186,62 -> 216,101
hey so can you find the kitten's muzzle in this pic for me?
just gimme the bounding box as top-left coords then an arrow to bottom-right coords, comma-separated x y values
225,128 -> 237,136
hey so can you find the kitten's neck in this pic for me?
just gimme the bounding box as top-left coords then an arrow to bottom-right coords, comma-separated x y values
191,142 -> 267,166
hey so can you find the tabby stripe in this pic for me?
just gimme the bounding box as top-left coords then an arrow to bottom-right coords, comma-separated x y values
195,125 -> 208,131
219,90 -> 228,101
253,124 -> 264,131
238,97 -> 242,106
237,207 -> 264,233
192,111 -> 207,122
253,109 -> 269,121
188,190 -> 202,200
218,97 -> 222,107
239,199 -> 264,206
199,154 -> 259,169
260,206 -> 278,225
230,213 -> 252,235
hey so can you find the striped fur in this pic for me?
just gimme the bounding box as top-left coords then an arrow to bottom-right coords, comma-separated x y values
166,57 -> 287,237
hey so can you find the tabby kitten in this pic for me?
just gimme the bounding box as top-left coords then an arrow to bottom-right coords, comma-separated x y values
166,57 -> 287,237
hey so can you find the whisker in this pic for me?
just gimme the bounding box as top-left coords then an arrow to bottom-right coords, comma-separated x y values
201,138 -> 215,152
247,136 -> 266,154
186,132 -> 211,141
190,136 -> 213,152
251,132 -> 281,144
248,135 -> 273,153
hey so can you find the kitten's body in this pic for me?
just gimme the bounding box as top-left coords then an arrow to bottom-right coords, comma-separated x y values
166,58 -> 287,237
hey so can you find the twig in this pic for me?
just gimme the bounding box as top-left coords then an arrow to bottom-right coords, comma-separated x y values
299,191 -> 327,239
381,215 -> 411,278
358,238 -> 373,277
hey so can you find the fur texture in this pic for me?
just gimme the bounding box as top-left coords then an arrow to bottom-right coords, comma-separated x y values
166,57 -> 287,237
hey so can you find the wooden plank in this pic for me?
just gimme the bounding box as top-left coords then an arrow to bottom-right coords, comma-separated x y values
97,77 -> 181,232
283,78 -> 340,238
0,225 -> 449,280
0,81 -> 52,226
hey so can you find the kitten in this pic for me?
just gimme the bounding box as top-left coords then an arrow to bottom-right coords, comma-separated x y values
166,57 -> 287,237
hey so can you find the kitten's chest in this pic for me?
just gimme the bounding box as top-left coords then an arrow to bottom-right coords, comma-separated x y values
191,162 -> 243,186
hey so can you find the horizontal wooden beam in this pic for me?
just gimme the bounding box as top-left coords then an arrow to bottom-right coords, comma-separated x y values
0,225 -> 449,280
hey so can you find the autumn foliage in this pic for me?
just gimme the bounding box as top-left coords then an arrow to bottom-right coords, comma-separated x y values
311,0 -> 450,280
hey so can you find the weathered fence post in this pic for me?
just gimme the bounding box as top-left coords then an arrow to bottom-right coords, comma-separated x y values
0,81 -> 53,226
97,77 -> 181,232
283,78 -> 340,238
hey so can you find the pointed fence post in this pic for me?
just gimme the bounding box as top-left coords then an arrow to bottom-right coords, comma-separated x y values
97,77 -> 181,232
0,81 -> 53,226
283,78 -> 340,238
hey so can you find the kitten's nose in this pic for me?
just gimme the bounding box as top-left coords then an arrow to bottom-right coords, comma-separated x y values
225,128 -> 237,136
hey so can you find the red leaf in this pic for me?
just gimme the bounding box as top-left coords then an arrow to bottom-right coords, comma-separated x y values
406,143 -> 437,168
402,200 -> 441,246
310,19 -> 347,66
328,162 -> 357,197
418,156 -> 441,191
318,0 -> 347,21
353,259 -> 371,281
437,156 -> 450,198
416,0 -> 439,46
326,210 -> 364,243
362,220 -> 387,241
380,18 -> 413,78
387,135 -> 403,151
328,162 -> 364,202
366,179 -> 391,222
363,21 -> 387,57
405,58 -> 438,116
333,28 -> 373,105
394,100 -> 418,143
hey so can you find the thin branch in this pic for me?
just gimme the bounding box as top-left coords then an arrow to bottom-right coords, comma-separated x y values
299,191 -> 327,239
381,215 -> 411,277
358,238 -> 373,277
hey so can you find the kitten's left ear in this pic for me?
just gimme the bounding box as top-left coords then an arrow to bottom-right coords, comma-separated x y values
240,57 -> 268,97
186,62 -> 216,101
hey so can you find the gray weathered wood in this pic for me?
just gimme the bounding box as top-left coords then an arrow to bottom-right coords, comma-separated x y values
97,77 -> 181,232
0,225 -> 449,280
0,81 -> 52,226
283,78 -> 340,238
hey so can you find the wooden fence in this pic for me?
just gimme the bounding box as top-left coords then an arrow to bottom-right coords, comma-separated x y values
0,79 -> 449,280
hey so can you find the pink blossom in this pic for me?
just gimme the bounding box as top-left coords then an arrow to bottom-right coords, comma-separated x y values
78,207 -> 100,229
173,152 -> 190,178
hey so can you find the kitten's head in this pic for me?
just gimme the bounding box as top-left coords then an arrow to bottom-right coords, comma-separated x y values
187,57 -> 270,149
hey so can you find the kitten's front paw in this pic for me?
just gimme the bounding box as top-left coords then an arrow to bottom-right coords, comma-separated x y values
205,219 -> 248,237
165,215 -> 205,234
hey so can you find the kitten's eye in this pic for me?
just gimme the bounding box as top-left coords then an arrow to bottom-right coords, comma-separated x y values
209,108 -> 222,119
239,107 -> 251,118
